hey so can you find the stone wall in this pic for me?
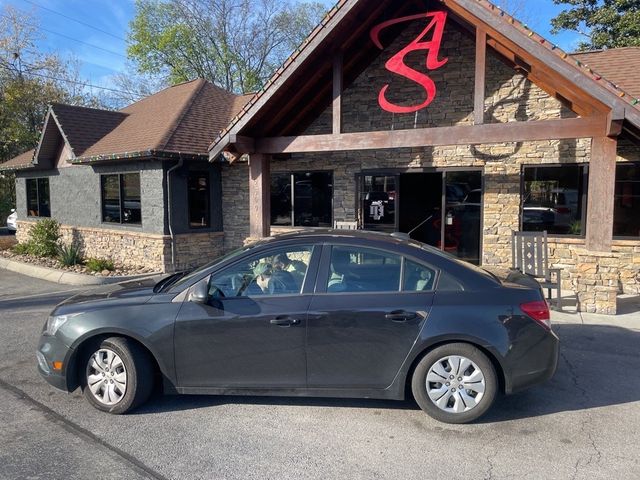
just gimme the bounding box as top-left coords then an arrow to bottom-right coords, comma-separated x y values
16,220 -> 224,273
173,231 -> 225,271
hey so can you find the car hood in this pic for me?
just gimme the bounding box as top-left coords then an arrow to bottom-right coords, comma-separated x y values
53,276 -> 162,315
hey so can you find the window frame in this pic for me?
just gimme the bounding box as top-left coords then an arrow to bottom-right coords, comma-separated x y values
25,177 -> 51,218
519,163 -> 589,238
613,161 -> 640,240
314,243 -> 440,295
100,172 -> 142,226
270,170 -> 334,228
187,170 -> 211,230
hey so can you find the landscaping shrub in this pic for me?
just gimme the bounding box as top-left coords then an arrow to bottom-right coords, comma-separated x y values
26,219 -> 61,257
58,243 -> 83,266
12,242 -> 30,255
85,258 -> 115,272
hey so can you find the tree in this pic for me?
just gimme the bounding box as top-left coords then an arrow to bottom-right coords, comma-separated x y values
551,0 -> 640,51
127,0 -> 327,93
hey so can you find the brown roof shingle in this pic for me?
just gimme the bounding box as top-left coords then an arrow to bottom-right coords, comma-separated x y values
0,149 -> 35,171
571,47 -> 640,99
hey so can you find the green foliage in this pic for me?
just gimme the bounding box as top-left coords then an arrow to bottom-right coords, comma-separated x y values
57,243 -> 83,267
551,0 -> 640,50
85,258 -> 115,273
127,0 -> 327,93
26,219 -> 61,257
0,172 -> 16,224
12,242 -> 30,255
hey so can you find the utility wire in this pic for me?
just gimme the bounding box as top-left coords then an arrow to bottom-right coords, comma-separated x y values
0,13 -> 127,59
26,71 -> 132,95
19,0 -> 128,42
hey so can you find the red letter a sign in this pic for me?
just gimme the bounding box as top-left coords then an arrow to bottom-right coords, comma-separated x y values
370,12 -> 448,114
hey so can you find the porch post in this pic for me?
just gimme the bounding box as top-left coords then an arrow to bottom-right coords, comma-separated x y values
248,153 -> 271,239
585,136 -> 617,252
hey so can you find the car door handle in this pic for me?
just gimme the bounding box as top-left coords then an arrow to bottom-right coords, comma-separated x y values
385,310 -> 417,322
269,316 -> 301,327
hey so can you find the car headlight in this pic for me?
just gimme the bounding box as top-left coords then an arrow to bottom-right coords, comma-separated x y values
45,314 -> 74,336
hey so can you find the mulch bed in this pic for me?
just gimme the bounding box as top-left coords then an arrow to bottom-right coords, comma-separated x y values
0,249 -> 155,277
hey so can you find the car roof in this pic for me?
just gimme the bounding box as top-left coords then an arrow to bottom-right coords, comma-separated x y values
259,229 -> 414,247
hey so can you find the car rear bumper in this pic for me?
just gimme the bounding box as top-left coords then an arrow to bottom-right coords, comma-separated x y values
507,329 -> 559,394
37,334 -> 74,392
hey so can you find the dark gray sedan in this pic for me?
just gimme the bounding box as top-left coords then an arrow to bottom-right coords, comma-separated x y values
37,230 -> 558,424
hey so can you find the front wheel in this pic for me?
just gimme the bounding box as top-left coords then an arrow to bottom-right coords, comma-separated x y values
412,343 -> 498,424
80,337 -> 154,414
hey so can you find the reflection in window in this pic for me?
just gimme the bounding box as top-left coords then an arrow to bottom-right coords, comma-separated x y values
327,246 -> 401,293
188,172 -> 210,228
614,163 -> 640,238
270,171 -> 332,227
403,259 -> 436,291
26,178 -> 51,217
208,246 -> 313,297
522,166 -> 587,235
101,173 -> 141,225
361,175 -> 396,231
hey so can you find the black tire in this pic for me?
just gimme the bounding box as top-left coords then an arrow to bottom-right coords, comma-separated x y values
80,337 -> 154,414
411,343 -> 498,424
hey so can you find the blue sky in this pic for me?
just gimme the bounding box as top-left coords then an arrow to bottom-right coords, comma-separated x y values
0,0 -> 584,95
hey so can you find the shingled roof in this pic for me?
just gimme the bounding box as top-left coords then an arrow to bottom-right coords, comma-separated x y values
0,150 -> 35,171
0,78 -> 248,171
571,47 -> 640,99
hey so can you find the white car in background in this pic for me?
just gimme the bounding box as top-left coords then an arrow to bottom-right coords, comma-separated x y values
6,209 -> 17,232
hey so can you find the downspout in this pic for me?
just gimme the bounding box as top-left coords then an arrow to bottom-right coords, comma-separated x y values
166,157 -> 184,273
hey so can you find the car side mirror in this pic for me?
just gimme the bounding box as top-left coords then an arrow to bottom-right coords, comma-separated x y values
188,278 -> 210,304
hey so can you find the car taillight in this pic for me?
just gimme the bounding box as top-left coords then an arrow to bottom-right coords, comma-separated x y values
520,301 -> 551,330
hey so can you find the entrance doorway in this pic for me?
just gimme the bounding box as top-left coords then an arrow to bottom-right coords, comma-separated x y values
359,170 -> 482,264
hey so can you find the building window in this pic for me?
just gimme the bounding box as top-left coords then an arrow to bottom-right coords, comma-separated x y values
614,163 -> 640,238
522,165 -> 587,235
188,171 -> 210,228
271,171 -> 332,227
26,178 -> 51,217
101,173 -> 141,225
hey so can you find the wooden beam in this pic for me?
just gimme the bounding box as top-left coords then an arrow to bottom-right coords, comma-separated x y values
229,134 -> 255,154
585,136 -> 617,252
248,153 -> 270,239
606,107 -> 625,137
332,52 -> 343,135
474,28 -> 486,125
254,117 -> 607,154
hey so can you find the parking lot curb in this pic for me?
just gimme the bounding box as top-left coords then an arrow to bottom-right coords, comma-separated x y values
0,257 -> 159,286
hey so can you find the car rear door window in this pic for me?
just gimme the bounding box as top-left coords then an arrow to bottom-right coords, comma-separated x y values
327,246 -> 401,293
402,259 -> 436,291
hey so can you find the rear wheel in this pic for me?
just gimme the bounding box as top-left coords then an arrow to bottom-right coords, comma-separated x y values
80,337 -> 154,414
412,343 -> 497,424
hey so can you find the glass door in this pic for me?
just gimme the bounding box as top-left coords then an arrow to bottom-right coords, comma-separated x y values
360,174 -> 398,232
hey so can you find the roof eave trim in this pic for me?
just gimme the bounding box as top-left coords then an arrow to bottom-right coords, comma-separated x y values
33,106 -> 76,165
71,149 -> 209,165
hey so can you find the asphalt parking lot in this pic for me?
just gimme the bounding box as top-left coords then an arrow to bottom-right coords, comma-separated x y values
0,269 -> 639,480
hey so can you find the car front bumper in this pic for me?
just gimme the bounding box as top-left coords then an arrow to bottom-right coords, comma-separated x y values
37,334 -> 75,392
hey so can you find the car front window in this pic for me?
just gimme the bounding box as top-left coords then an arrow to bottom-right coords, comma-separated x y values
208,246 -> 313,297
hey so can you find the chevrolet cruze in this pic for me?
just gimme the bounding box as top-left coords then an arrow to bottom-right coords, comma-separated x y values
37,230 -> 558,424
